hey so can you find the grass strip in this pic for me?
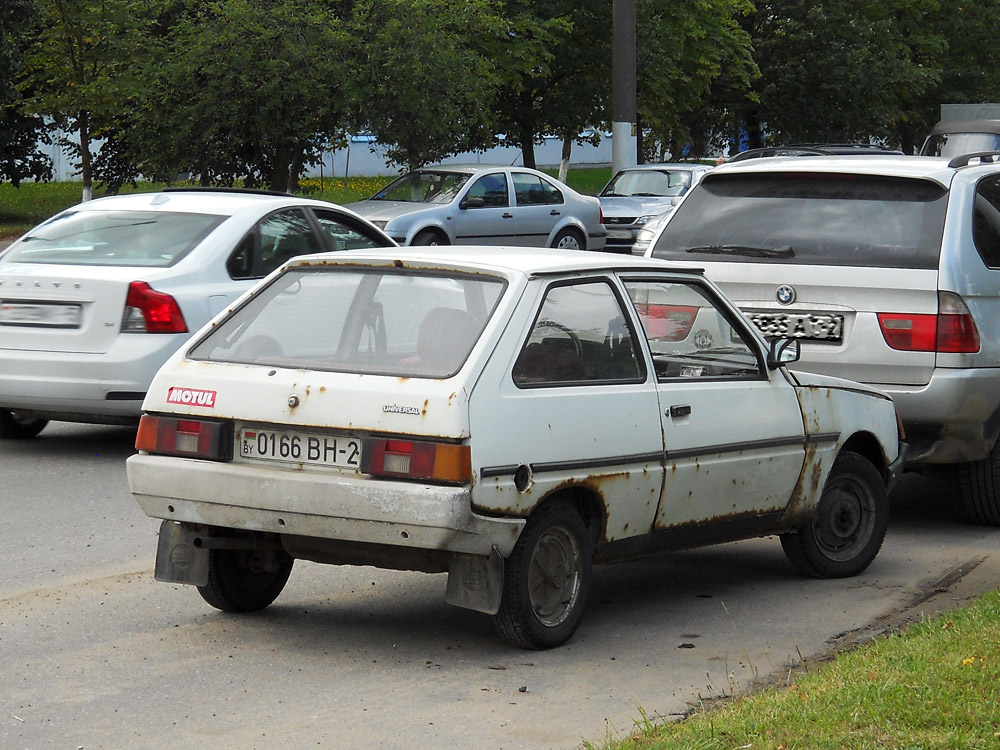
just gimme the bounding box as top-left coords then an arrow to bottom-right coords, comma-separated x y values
592,588 -> 1000,750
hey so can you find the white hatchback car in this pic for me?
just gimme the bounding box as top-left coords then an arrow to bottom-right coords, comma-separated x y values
0,188 -> 394,438
127,247 -> 903,649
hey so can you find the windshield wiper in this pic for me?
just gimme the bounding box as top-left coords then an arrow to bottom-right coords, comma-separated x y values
684,244 -> 794,259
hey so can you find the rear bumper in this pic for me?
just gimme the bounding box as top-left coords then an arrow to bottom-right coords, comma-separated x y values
127,453 -> 525,558
881,367 -> 1000,464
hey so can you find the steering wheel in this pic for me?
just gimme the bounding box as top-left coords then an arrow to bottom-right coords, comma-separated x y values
536,319 -> 582,356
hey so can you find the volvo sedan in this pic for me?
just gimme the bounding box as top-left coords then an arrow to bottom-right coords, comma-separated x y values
128,247 -> 904,649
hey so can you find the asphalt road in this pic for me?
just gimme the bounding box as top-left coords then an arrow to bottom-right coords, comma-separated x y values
2,422 -> 999,749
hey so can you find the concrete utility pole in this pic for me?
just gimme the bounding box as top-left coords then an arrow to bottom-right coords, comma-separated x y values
611,0 -> 638,175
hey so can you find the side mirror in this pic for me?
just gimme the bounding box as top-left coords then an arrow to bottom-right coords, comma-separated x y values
460,196 -> 485,210
767,337 -> 800,369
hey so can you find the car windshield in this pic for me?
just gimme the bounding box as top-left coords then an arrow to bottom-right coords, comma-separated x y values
3,210 -> 224,267
188,266 -> 506,379
922,133 -> 1000,159
370,171 -> 471,204
601,169 -> 691,198
652,173 -> 948,269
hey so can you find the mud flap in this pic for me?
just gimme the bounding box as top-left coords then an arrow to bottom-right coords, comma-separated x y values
445,546 -> 504,614
154,520 -> 209,586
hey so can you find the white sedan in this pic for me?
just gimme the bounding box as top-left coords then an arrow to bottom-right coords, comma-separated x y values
127,247 -> 905,649
0,189 -> 394,438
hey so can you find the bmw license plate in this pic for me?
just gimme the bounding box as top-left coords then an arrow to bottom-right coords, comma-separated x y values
239,428 -> 362,468
0,301 -> 82,328
748,311 -> 844,342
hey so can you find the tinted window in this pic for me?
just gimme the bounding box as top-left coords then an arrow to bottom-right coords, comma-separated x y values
466,173 -> 509,208
190,268 -> 505,379
512,173 -> 563,206
312,209 -> 388,251
624,279 -> 763,380
513,281 -> 643,386
227,208 -> 322,279
4,210 -> 223,267
973,175 -> 1000,268
652,173 -> 948,270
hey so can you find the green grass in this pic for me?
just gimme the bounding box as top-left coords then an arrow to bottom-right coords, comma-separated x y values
0,167 -> 614,241
590,589 -> 1000,750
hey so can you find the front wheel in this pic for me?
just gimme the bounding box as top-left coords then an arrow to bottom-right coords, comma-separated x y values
493,500 -> 592,649
551,228 -> 585,251
0,409 -> 49,439
412,229 -> 448,246
781,451 -> 888,578
958,442 -> 1000,525
197,546 -> 293,612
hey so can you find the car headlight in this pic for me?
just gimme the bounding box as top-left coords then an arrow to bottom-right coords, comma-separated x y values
369,220 -> 388,229
635,227 -> 656,244
635,215 -> 658,226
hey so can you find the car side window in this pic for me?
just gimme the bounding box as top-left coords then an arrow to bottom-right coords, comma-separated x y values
624,280 -> 764,381
512,280 -> 644,387
227,208 -> 322,280
512,173 -> 563,206
311,209 -> 386,251
973,175 -> 1000,268
465,173 -> 509,208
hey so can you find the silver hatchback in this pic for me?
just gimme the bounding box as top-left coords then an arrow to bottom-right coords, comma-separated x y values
648,153 -> 1000,525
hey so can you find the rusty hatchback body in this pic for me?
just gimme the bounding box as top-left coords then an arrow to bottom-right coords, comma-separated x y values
127,247 -> 904,649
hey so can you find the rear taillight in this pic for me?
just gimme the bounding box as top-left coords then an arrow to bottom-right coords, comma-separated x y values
365,438 -> 471,483
635,303 -> 698,341
121,281 -> 188,333
136,415 -> 233,460
877,292 -> 980,353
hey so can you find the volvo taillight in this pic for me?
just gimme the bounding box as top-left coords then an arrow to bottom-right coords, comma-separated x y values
136,415 -> 233,460
365,438 -> 471,483
877,292 -> 980,353
121,281 -> 188,333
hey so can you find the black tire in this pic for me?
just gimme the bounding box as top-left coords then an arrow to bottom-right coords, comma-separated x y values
412,229 -> 448,246
494,500 -> 592,649
781,451 -> 888,578
197,546 -> 293,613
0,409 -> 49,439
551,228 -> 585,251
958,443 -> 1000,525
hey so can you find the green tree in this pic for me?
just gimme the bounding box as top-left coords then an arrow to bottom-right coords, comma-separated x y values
0,0 -> 53,187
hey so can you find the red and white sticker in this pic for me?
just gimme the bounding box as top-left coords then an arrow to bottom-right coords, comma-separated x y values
166,387 -> 217,408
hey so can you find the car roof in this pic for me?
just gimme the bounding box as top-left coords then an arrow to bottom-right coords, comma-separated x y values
615,163 -> 708,172
60,189 -> 345,216
728,144 -> 903,162
929,119 -> 1000,136
708,154 -> 969,186
285,245 -> 703,278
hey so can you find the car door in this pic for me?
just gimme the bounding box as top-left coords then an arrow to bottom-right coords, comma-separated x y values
453,172 -> 516,244
621,277 -> 807,532
511,171 -> 566,246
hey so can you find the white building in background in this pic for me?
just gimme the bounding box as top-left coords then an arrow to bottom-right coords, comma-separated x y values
39,132 -> 613,182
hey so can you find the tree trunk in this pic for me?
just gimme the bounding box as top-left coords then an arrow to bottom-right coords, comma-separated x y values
288,148 -> 304,194
558,134 -> 572,182
271,142 -> 290,193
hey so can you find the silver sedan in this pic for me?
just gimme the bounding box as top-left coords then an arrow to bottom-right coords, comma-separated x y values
345,164 -> 607,250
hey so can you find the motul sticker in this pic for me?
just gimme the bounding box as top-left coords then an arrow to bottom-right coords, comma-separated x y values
166,387 -> 217,408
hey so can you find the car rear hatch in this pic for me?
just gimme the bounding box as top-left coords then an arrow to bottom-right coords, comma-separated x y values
651,170 -> 952,387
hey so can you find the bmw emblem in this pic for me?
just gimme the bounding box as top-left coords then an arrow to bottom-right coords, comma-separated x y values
776,284 -> 796,305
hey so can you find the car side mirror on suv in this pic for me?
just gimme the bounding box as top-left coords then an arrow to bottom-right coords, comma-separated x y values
767,337 -> 800,369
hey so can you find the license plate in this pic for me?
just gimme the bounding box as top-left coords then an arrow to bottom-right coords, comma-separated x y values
606,228 -> 632,240
239,428 -> 362,468
748,311 -> 844,341
0,301 -> 82,328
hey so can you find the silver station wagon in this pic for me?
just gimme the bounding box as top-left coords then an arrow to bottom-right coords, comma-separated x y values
128,248 -> 903,649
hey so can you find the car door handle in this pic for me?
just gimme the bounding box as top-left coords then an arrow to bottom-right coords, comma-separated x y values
550,210 -> 561,216
502,212 -> 514,219
668,404 -> 691,418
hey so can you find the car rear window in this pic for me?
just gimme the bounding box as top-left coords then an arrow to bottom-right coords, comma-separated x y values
188,266 -> 506,379
652,173 -> 948,270
4,210 -> 224,267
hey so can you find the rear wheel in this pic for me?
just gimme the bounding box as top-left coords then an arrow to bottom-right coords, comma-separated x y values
0,409 -> 49,439
551,228 -> 585,251
781,451 -> 887,578
959,442 -> 1000,525
494,500 -> 592,649
197,545 -> 293,612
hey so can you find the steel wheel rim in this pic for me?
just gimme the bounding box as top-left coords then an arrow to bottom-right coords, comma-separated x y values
527,525 -> 583,627
812,475 -> 876,561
